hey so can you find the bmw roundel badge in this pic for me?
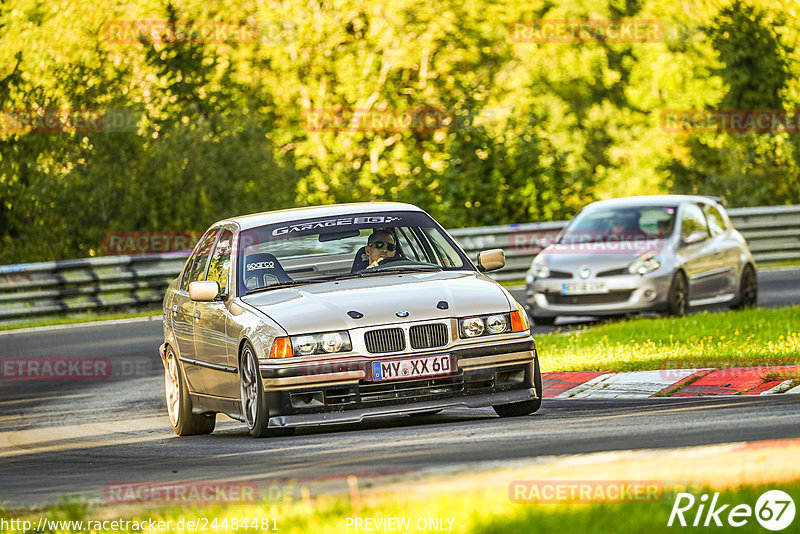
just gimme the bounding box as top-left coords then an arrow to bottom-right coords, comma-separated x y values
396,311 -> 409,317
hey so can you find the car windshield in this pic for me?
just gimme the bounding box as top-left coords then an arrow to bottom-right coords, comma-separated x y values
237,210 -> 471,295
558,205 -> 677,244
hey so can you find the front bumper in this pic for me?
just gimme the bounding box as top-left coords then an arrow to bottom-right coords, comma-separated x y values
526,271 -> 673,316
258,340 -> 538,428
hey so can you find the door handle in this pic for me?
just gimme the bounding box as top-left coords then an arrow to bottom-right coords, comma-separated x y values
713,248 -> 721,255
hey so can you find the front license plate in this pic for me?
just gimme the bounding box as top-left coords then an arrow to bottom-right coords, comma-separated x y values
372,355 -> 453,381
561,282 -> 608,295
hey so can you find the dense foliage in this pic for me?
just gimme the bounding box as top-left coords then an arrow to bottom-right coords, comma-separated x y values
1,0 -> 798,263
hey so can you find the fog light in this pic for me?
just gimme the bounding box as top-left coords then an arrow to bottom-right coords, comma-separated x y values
644,289 -> 657,300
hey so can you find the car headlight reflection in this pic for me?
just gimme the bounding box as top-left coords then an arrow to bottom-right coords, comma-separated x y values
290,331 -> 352,356
628,252 -> 661,275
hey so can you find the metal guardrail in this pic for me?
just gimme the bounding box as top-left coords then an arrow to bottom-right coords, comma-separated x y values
1,205 -> 798,323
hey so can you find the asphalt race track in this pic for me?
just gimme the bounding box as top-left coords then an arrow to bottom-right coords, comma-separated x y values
1,267 -> 798,508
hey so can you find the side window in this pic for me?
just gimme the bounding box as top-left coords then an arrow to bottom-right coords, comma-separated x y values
681,204 -> 709,240
206,230 -> 233,295
180,250 -> 199,292
395,227 -> 423,262
703,205 -> 727,236
182,230 -> 220,291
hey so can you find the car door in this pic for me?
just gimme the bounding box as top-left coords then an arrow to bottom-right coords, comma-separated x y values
678,203 -> 717,301
174,229 -> 220,392
193,228 -> 239,398
702,203 -> 738,296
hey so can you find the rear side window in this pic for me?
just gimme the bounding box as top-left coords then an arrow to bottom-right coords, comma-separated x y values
181,229 -> 220,291
681,204 -> 709,240
703,204 -> 727,236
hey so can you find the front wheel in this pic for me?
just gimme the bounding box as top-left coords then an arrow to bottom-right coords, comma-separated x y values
164,345 -> 215,436
240,342 -> 293,438
731,264 -> 758,310
666,271 -> 688,317
493,357 -> 543,417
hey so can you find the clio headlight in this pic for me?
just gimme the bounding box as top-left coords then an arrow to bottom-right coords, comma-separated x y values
532,255 -> 550,279
628,252 -> 661,275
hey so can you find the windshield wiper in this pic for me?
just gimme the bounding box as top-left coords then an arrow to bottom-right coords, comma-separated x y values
328,265 -> 442,282
375,265 -> 442,273
245,279 -> 326,295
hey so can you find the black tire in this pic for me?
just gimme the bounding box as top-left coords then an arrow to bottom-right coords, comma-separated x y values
240,341 -> 294,438
493,357 -> 543,417
731,264 -> 758,310
666,271 -> 689,317
533,316 -> 556,326
164,345 -> 215,436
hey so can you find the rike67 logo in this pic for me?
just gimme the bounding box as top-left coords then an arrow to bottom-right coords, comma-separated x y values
668,490 -> 796,531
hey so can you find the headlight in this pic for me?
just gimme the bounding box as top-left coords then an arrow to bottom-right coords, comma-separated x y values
294,336 -> 317,355
532,255 -> 550,279
321,332 -> 345,353
461,317 -> 485,337
486,314 -> 508,334
290,331 -> 352,356
459,312 -> 524,338
628,252 -> 660,275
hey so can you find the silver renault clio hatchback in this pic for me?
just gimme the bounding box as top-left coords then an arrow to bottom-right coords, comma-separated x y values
525,195 -> 757,325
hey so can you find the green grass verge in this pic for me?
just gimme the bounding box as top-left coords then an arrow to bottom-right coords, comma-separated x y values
538,306 -> 800,372
2,480 -> 798,533
0,310 -> 161,331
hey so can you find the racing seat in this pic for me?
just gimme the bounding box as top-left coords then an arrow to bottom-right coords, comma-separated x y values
243,253 -> 292,290
350,246 -> 370,273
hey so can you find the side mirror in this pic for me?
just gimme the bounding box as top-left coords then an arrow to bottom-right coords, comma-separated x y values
477,249 -> 506,272
683,231 -> 708,246
189,280 -> 221,302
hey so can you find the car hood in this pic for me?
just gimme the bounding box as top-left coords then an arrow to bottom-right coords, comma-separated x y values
241,271 -> 513,335
539,240 -> 669,274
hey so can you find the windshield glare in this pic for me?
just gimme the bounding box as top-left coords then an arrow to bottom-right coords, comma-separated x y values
559,205 -> 677,244
237,211 -> 470,295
